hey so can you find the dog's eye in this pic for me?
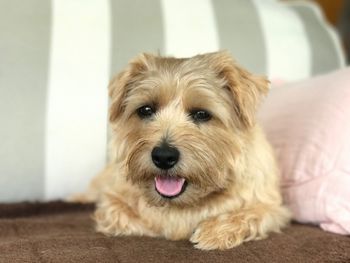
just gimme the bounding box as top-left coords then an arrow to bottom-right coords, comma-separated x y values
137,105 -> 155,119
190,109 -> 212,122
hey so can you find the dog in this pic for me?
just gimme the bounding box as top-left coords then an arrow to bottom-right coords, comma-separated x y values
76,51 -> 290,250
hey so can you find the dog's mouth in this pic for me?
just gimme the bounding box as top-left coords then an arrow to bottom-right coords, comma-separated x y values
154,176 -> 187,199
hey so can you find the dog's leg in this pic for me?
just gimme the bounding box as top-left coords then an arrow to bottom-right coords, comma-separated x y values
94,193 -> 157,237
190,204 -> 290,250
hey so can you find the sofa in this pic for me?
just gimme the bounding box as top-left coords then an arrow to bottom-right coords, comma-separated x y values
0,0 -> 349,262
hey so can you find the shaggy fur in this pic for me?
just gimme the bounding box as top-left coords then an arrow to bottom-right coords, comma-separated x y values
75,51 -> 290,250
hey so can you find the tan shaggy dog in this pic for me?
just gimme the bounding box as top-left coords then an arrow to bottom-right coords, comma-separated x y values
77,51 -> 290,250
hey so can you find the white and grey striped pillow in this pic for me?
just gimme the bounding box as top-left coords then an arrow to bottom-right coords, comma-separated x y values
0,0 -> 345,202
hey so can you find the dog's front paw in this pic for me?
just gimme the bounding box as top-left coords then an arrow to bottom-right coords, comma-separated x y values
190,205 -> 290,250
94,195 -> 156,237
190,214 -> 249,250
94,205 -> 132,236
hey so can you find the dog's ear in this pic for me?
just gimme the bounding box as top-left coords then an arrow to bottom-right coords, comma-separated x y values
109,53 -> 155,122
206,51 -> 269,128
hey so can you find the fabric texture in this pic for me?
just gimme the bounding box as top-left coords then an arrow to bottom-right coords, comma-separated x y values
1,201 -> 350,263
0,0 -> 345,202
259,68 -> 350,235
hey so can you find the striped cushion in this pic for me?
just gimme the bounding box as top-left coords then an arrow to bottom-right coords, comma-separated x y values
0,0 -> 345,202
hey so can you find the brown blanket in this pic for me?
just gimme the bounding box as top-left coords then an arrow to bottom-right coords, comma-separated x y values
0,202 -> 349,263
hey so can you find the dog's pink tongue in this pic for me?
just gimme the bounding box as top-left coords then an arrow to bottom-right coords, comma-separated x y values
155,176 -> 185,197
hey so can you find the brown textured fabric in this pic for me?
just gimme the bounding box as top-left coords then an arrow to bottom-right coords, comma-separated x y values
0,202 -> 349,263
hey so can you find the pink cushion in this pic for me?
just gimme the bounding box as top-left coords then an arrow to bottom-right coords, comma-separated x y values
259,68 -> 350,235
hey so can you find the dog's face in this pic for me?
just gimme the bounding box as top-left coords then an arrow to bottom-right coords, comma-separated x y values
109,51 -> 269,207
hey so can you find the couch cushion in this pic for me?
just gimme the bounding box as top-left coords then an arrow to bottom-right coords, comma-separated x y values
259,68 -> 350,235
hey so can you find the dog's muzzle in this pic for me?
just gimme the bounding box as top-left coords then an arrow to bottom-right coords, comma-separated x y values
152,143 -> 186,198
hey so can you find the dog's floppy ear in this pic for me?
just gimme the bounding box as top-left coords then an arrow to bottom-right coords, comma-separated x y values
207,51 -> 269,128
109,53 -> 155,122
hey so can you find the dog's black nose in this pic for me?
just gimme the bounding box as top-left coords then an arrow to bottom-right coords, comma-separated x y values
151,144 -> 180,170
